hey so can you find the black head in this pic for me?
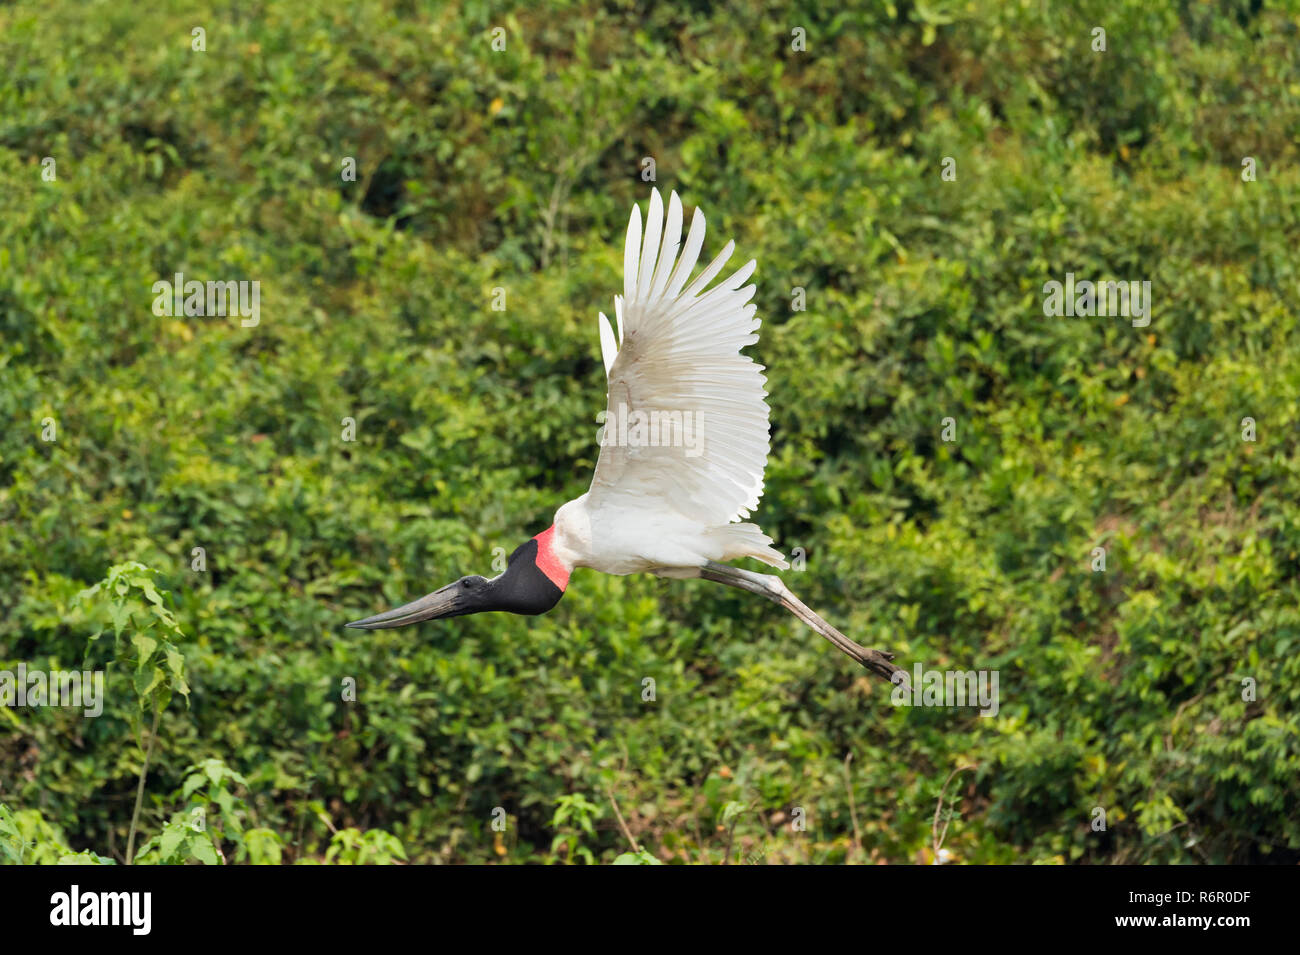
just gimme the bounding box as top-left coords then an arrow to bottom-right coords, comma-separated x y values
347,538 -> 565,630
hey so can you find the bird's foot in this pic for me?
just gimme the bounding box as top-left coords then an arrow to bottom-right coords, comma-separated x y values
849,645 -> 905,684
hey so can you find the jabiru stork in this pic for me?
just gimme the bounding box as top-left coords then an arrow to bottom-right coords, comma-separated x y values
348,190 -> 902,682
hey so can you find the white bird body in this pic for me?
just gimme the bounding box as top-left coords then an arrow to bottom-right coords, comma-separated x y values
350,189 -> 901,682
545,188 -> 787,582
550,492 -> 778,579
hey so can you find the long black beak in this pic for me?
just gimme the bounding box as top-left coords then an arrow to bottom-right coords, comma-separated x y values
347,580 -> 465,630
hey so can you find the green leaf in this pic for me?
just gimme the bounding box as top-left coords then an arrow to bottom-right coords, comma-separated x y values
131,634 -> 158,670
612,850 -> 663,865
160,824 -> 184,860
133,667 -> 164,700
182,773 -> 206,801
189,837 -> 220,865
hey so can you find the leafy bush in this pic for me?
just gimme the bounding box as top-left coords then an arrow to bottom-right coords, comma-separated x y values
1,0 -> 1297,863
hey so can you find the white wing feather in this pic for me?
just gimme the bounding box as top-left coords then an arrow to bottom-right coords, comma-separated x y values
588,189 -> 770,527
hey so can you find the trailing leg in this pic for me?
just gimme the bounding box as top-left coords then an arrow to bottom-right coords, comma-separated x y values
695,561 -> 903,683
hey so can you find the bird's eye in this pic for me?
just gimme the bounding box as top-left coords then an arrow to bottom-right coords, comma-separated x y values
462,576 -> 482,589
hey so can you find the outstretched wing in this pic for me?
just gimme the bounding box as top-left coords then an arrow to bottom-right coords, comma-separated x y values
588,189 -> 770,526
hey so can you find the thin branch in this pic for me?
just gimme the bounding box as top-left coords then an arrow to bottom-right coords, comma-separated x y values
932,765 -> 974,860
722,801 -> 757,866
606,788 -> 638,853
126,704 -> 161,865
842,752 -> 863,860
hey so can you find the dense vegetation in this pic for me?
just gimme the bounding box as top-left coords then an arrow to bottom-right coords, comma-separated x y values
2,0 -> 1299,864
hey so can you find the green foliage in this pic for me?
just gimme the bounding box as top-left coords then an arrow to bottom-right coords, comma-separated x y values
321,828 -> 408,866
550,794 -> 601,865
1,0 -> 1299,864
75,562 -> 189,718
612,849 -> 663,865
134,758 -> 251,865
0,803 -> 114,865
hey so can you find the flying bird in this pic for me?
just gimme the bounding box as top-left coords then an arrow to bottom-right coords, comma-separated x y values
349,189 -> 901,681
